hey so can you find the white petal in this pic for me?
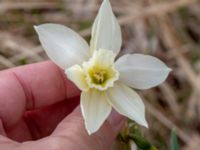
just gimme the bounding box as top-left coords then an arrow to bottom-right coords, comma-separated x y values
90,0 -> 122,55
115,54 -> 171,90
65,65 -> 89,91
81,90 -> 112,134
107,82 -> 148,127
83,49 -> 116,69
34,23 -> 90,69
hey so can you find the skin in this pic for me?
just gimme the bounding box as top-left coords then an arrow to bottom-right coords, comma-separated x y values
0,61 -> 124,150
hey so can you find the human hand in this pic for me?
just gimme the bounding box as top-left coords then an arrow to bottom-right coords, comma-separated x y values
0,61 -> 124,150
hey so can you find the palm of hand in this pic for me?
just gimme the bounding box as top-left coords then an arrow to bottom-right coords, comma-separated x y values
0,61 -> 124,150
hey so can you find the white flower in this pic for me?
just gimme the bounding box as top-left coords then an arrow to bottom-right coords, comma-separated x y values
34,0 -> 171,135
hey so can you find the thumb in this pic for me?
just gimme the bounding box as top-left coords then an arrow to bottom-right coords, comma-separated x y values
51,105 -> 125,150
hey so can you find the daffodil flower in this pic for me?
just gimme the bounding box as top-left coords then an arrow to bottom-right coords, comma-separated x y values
34,0 -> 171,135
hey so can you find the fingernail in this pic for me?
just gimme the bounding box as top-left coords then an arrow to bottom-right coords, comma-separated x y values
107,110 -> 125,132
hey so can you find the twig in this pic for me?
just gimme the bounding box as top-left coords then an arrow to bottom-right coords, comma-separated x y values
0,2 -> 60,12
159,83 -> 180,119
0,55 -> 15,68
158,16 -> 200,94
144,100 -> 190,143
119,0 -> 198,25
80,0 -> 198,37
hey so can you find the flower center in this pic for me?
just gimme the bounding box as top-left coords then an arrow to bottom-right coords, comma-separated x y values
91,69 -> 107,84
86,65 -> 118,91
83,49 -> 119,91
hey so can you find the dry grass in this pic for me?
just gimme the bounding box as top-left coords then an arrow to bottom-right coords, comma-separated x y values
0,0 -> 200,149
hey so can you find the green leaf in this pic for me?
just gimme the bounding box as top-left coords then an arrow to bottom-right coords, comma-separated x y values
19,58 -> 28,65
118,124 -> 158,150
129,133 -> 151,149
170,129 -> 180,150
129,133 -> 158,150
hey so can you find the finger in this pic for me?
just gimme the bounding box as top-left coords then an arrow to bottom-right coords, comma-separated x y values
0,61 -> 80,128
5,119 -> 32,142
24,96 -> 79,140
5,97 -> 79,142
51,106 -> 125,150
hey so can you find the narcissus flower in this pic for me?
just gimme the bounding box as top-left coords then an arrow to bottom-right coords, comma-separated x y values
34,0 -> 171,134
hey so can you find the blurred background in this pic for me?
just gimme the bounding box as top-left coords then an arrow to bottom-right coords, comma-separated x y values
0,0 -> 200,149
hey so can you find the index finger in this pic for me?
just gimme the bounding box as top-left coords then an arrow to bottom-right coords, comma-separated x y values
0,61 -> 80,127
